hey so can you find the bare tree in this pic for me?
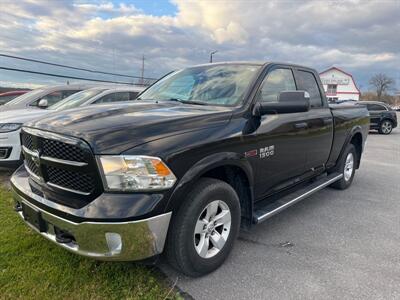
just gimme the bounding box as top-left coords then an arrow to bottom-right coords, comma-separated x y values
369,73 -> 395,100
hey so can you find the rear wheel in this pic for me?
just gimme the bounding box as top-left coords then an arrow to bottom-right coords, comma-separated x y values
166,178 -> 240,277
330,143 -> 357,190
379,120 -> 393,134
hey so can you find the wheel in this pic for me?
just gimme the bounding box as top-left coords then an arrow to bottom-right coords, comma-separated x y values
379,120 -> 393,134
166,177 -> 241,277
330,143 -> 357,190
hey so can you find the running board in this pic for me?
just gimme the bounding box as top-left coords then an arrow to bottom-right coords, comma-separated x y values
253,173 -> 343,224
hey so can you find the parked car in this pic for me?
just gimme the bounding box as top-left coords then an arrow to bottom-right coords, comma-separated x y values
357,101 -> 398,134
0,86 -> 144,168
0,84 -> 94,112
0,90 -> 29,105
11,62 -> 369,277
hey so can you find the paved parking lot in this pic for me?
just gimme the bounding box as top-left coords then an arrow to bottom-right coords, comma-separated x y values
162,118 -> 400,299
1,117 -> 399,300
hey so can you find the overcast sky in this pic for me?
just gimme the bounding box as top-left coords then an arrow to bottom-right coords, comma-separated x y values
0,0 -> 399,91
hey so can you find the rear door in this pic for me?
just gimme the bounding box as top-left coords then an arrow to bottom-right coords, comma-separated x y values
293,69 -> 334,171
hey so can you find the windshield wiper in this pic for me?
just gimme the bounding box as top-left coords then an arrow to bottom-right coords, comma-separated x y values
166,98 -> 207,106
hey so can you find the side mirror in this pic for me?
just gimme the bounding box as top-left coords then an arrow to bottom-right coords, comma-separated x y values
38,98 -> 48,108
253,90 -> 310,116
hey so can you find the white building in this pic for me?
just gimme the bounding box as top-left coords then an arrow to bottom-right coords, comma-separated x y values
319,67 -> 360,102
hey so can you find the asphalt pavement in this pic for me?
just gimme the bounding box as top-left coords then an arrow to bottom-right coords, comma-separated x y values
161,119 -> 400,299
1,117 -> 399,299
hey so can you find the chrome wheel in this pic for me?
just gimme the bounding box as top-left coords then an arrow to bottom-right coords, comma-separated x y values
194,200 -> 231,259
381,121 -> 392,134
343,152 -> 354,181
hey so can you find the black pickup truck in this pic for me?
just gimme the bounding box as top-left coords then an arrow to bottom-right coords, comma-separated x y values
11,62 -> 369,277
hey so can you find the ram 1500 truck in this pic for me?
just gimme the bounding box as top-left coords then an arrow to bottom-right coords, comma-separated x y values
11,62 -> 369,277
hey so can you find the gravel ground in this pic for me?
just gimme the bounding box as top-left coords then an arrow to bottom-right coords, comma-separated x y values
161,118 -> 400,299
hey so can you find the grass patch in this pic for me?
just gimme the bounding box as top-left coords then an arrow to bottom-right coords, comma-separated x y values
0,184 -> 180,300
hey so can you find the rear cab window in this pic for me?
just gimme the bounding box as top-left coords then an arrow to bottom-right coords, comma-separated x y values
295,70 -> 323,108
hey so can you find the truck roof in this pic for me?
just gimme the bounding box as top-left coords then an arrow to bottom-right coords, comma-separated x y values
190,61 -> 317,71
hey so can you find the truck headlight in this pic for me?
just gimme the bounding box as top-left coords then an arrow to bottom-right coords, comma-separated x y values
0,123 -> 22,133
98,155 -> 177,191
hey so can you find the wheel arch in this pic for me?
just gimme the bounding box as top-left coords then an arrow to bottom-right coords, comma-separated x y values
337,126 -> 364,170
165,152 -> 255,228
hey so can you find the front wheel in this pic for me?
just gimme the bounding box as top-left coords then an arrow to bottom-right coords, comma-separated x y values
166,178 -> 241,277
330,143 -> 357,190
379,120 -> 393,134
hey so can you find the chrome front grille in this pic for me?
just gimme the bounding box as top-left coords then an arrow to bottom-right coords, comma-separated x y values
21,127 -> 101,205
25,156 -> 40,177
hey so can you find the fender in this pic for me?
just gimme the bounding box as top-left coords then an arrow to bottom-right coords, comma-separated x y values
164,152 -> 255,212
334,125 -> 364,169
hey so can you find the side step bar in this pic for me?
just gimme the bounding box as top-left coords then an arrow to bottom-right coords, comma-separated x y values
253,173 -> 343,224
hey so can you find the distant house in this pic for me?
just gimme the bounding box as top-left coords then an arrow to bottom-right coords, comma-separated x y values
319,67 -> 361,102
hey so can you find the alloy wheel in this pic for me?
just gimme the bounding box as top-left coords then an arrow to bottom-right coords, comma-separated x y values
344,152 -> 354,181
194,200 -> 231,259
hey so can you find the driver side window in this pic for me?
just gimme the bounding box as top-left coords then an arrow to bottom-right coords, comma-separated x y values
258,68 -> 296,102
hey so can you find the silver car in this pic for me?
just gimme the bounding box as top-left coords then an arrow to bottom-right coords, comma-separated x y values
0,84 -> 95,112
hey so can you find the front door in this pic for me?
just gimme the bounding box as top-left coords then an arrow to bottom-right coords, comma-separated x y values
252,66 -> 309,199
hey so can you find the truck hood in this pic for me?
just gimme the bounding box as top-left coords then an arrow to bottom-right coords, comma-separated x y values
25,101 -> 233,154
0,108 -> 51,124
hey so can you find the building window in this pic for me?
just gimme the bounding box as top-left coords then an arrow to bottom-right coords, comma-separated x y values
327,84 -> 337,94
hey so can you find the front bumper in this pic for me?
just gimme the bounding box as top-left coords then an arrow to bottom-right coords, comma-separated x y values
12,181 -> 172,261
0,129 -> 22,165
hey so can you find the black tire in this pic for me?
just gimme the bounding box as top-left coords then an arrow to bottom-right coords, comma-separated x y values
330,143 -> 357,190
166,177 -> 241,277
378,120 -> 393,135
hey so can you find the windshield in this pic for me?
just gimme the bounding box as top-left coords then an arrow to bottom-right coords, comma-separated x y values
139,64 -> 261,106
5,88 -> 45,106
51,89 -> 106,111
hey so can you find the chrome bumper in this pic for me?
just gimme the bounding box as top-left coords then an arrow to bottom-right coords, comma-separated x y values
13,189 -> 172,261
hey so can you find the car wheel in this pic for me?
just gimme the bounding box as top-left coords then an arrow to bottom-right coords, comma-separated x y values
166,177 -> 241,277
330,143 -> 357,190
379,120 -> 393,134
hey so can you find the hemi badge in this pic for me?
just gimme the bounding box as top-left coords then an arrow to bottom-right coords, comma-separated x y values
245,149 -> 258,158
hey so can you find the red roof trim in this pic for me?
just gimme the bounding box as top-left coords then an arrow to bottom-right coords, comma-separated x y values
319,66 -> 361,94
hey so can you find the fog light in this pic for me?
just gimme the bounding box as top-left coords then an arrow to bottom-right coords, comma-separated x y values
105,233 -> 122,255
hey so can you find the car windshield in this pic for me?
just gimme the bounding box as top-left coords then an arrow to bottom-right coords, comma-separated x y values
138,64 -> 261,106
5,88 -> 45,106
51,89 -> 107,111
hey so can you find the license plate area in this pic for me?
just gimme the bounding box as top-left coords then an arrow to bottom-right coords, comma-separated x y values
22,203 -> 47,232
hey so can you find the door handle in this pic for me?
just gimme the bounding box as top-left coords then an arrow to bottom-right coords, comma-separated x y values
323,118 -> 333,125
294,122 -> 308,129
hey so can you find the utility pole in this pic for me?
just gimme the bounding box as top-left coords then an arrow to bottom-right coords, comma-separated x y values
209,50 -> 218,63
140,54 -> 145,85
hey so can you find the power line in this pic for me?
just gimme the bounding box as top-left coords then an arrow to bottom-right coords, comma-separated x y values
0,66 -> 147,85
0,53 -> 157,81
